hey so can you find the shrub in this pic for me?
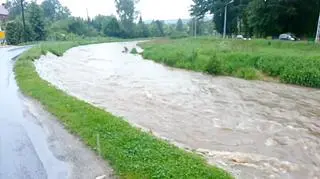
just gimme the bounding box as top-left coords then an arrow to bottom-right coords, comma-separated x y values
235,67 -> 260,80
255,55 -> 287,77
280,65 -> 320,88
5,21 -> 24,45
205,54 -> 223,75
170,32 -> 189,39
187,49 -> 199,63
130,48 -> 138,54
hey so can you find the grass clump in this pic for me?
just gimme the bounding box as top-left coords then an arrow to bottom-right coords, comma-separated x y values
140,37 -> 320,88
15,40 -> 233,179
130,47 -> 138,54
205,54 -> 223,75
234,68 -> 260,80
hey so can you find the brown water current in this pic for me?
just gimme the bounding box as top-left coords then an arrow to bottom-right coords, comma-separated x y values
34,42 -> 320,179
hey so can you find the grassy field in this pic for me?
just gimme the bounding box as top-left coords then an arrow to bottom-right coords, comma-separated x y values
14,40 -> 233,179
140,37 -> 320,88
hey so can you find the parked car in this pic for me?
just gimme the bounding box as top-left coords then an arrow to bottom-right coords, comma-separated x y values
279,33 -> 299,41
236,35 -> 251,40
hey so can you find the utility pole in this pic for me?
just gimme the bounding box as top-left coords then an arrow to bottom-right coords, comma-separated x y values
86,8 -> 90,22
20,0 -> 26,42
223,0 -> 234,38
223,5 -> 227,38
194,18 -> 197,38
316,12 -> 320,43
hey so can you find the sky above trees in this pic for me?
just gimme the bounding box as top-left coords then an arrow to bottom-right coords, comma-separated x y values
29,0 -> 193,20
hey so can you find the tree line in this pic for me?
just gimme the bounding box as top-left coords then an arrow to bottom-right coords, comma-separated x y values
191,0 -> 320,38
3,0 -> 215,45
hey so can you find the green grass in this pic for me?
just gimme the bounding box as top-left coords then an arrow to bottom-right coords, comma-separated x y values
140,37 -> 320,88
14,40 -> 233,179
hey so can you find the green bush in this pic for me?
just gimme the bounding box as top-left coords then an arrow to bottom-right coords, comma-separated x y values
280,64 -> 320,88
170,32 -> 189,39
5,21 -> 24,45
130,47 -> 138,54
187,49 -> 199,63
234,67 -> 260,80
205,54 -> 223,75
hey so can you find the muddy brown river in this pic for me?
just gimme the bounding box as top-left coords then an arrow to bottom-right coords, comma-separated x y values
35,42 -> 320,179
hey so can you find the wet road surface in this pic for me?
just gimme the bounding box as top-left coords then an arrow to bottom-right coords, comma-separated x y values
0,47 -> 114,179
35,42 -> 320,179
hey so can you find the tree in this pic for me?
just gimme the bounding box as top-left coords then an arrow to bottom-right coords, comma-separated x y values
191,0 -> 250,34
27,2 -> 46,41
136,16 -> 149,37
5,20 -> 24,44
153,20 -> 165,37
190,0 -> 320,37
6,17 -> 34,44
188,19 -> 209,36
246,0 -> 320,37
114,0 -> 139,36
149,20 -> 159,37
176,18 -> 184,32
163,23 -> 175,36
92,15 -> 112,32
41,0 -> 70,21
63,17 -> 98,36
6,0 -> 29,20
102,16 -> 121,37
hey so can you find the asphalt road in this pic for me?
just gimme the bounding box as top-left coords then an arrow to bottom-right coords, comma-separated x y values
0,47 -> 114,179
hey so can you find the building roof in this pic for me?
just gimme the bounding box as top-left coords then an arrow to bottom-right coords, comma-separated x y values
0,4 -> 9,16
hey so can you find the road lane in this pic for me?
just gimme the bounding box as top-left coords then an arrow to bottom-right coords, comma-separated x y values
0,47 -> 114,179
0,46 -> 67,179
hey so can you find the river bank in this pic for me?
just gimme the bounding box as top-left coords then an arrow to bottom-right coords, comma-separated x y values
33,41 -> 320,179
15,41 -> 232,179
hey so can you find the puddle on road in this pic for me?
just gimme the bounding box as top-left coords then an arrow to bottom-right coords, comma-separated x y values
35,42 -> 320,179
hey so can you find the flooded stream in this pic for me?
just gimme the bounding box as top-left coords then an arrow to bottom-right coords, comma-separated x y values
35,42 -> 320,179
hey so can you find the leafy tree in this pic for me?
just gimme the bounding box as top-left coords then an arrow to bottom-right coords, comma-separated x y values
191,0 -> 320,37
176,18 -> 184,32
163,23 -> 176,36
67,17 -> 98,36
187,18 -> 215,36
149,21 -> 159,37
102,16 -> 121,37
27,2 -> 46,41
6,18 -> 34,44
41,0 -> 70,21
92,15 -> 112,32
5,20 -> 24,44
5,0 -> 29,20
136,16 -> 149,37
155,20 -> 165,36
190,0 -> 260,35
114,0 -> 139,36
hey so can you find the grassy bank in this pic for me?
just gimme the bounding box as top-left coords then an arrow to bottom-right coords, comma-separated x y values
140,38 -> 320,88
14,40 -> 232,179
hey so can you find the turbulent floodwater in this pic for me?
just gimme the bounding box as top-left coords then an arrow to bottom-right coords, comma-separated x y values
35,42 -> 320,179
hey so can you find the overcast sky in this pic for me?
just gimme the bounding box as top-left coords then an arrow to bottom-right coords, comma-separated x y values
0,0 -> 193,20
19,0 -> 192,20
